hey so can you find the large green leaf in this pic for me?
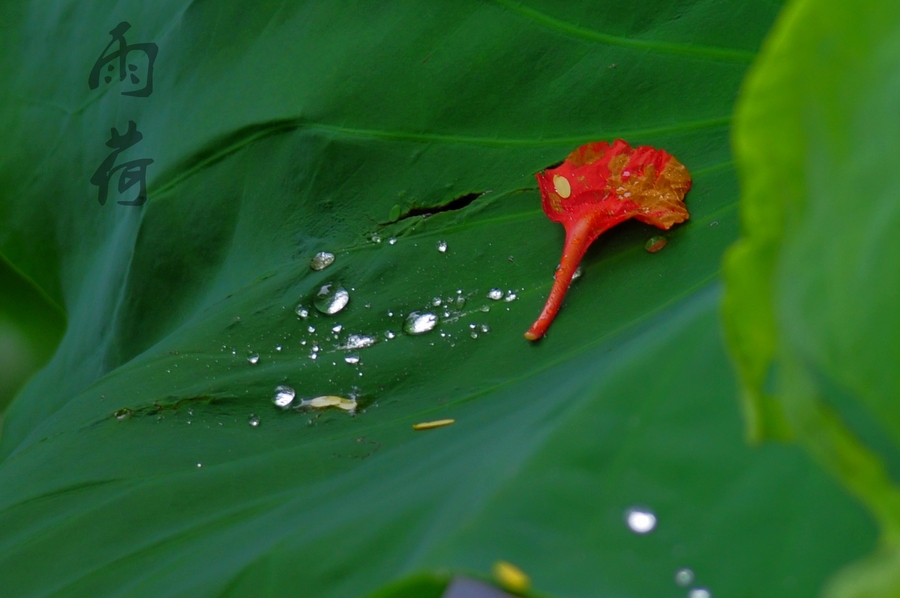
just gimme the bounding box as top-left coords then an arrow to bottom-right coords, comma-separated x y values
724,0 -> 900,596
0,1 -> 877,596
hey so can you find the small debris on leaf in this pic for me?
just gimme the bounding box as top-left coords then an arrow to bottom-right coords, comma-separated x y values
644,235 -> 668,253
298,395 -> 357,412
412,418 -> 455,430
492,560 -> 531,593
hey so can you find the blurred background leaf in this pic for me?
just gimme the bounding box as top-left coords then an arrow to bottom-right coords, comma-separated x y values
725,0 -> 900,596
0,1 -> 880,597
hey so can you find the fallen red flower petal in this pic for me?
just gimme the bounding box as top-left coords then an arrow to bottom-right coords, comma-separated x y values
525,139 -> 691,341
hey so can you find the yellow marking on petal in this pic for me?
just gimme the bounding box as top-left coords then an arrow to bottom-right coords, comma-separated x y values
412,419 -> 455,430
552,174 -> 571,199
493,560 -> 531,593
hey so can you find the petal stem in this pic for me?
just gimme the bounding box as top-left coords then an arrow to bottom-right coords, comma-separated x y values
525,215 -> 602,341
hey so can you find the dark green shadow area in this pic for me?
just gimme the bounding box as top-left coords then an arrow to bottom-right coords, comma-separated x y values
0,255 -> 65,414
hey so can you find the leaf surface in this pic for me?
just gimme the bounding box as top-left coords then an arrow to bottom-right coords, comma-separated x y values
0,1 -> 877,596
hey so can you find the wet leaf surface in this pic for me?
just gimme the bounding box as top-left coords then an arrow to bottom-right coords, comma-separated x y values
0,1 -> 877,596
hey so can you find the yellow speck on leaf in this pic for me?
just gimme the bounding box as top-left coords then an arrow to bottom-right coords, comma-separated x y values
493,560 -> 531,593
412,419 -> 455,430
302,395 -> 357,411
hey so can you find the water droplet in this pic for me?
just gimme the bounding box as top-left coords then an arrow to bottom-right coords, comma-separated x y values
310,251 -> 335,271
339,334 -> 377,350
248,414 -> 260,427
645,235 -> 668,253
470,331 -> 478,339
504,291 -> 517,302
437,240 -> 448,253
371,233 -> 382,243
431,297 -> 442,306
625,508 -> 656,534
295,304 -> 309,318
455,295 -> 466,308
345,354 -> 360,364
573,265 -> 584,280
272,385 -> 296,408
487,288 -> 503,300
275,345 -> 282,352
196,462 -> 202,468
688,589 -> 711,598
388,237 -> 397,245
674,568 -> 695,587
307,325 -> 316,334
309,352 -> 318,360
332,324 -> 343,333
247,353 -> 260,364
384,330 -> 396,340
387,310 -> 394,317
314,283 -> 350,315
709,220 -> 719,227
403,311 -> 438,335
114,408 -> 133,421
480,324 -> 490,333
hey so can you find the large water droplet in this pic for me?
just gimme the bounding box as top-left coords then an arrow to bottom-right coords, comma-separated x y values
272,385 -> 296,408
247,353 -> 260,364
248,414 -> 260,427
688,589 -> 711,598
295,304 -> 309,318
625,507 -> 656,534
487,288 -> 503,300
437,240 -> 448,253
339,334 -> 377,350
674,568 -> 695,587
403,311 -> 438,335
310,251 -> 335,271
314,283 -> 349,315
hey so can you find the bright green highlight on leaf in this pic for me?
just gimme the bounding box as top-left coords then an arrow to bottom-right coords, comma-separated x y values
725,0 -> 900,595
